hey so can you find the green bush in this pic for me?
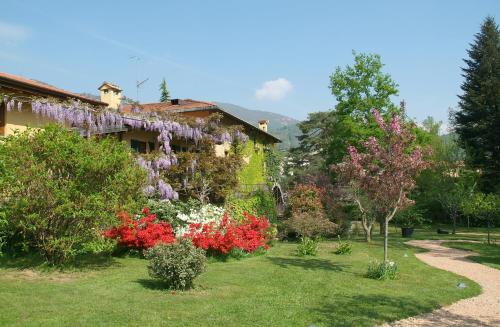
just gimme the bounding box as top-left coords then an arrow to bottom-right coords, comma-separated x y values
145,239 -> 207,290
284,212 -> 336,238
225,189 -> 277,222
0,125 -> 146,264
334,236 -> 352,255
146,198 -> 202,227
296,236 -> 319,256
367,261 -> 399,280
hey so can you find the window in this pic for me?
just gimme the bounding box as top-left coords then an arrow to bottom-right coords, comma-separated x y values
103,89 -> 109,94
130,139 -> 147,153
148,142 -> 155,152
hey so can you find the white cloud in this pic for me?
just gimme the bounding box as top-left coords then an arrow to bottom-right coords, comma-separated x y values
255,78 -> 293,101
0,21 -> 29,45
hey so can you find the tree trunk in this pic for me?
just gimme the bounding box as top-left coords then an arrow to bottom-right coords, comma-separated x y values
383,218 -> 389,264
363,223 -> 372,242
452,213 -> 456,235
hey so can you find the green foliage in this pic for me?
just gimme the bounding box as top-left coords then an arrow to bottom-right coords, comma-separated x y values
224,189 -> 277,222
334,236 -> 352,255
461,192 -> 500,244
0,125 -> 146,264
367,261 -> 399,280
453,17 -> 500,192
145,239 -> 207,290
159,78 -> 170,102
264,147 -> 282,182
296,236 -> 319,256
238,138 -> 266,185
393,207 -> 428,228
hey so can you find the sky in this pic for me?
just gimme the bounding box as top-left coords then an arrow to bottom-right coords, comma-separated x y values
1,0 -> 499,128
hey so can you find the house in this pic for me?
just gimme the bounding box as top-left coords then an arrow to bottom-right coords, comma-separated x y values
0,72 -> 281,186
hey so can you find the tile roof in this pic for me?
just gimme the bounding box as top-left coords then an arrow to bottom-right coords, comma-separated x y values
122,99 -> 281,143
0,72 -> 107,106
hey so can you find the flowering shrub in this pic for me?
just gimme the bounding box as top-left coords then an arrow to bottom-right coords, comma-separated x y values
287,184 -> 325,215
185,213 -> 271,255
175,204 -> 225,236
104,208 -> 175,250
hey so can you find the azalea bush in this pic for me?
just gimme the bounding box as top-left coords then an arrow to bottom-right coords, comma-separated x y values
175,204 -> 225,236
145,239 -> 207,290
104,208 -> 175,250
185,213 -> 271,256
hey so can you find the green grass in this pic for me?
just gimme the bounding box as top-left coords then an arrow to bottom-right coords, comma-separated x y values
0,238 -> 481,327
441,241 -> 500,270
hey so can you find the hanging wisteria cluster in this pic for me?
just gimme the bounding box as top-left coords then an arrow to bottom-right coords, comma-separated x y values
1,92 -> 249,201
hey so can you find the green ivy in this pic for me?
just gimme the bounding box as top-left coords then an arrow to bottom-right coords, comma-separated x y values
225,190 -> 277,223
237,139 -> 266,185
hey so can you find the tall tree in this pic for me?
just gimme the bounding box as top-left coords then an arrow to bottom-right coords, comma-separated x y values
295,52 -> 399,171
159,78 -> 170,102
453,17 -> 500,192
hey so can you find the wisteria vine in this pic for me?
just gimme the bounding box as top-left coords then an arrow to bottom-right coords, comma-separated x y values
1,92 -> 248,201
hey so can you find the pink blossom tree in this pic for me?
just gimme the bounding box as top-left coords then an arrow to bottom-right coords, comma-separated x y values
332,109 -> 429,263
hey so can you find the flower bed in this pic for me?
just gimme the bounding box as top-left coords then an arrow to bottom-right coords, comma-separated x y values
104,208 -> 175,249
185,213 -> 271,255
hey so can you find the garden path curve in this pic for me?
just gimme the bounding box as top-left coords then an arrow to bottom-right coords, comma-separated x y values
383,240 -> 500,327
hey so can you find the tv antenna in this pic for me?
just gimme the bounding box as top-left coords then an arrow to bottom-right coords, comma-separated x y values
129,56 -> 149,102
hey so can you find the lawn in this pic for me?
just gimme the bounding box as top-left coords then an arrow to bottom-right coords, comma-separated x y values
441,241 -> 500,270
0,236 -> 481,327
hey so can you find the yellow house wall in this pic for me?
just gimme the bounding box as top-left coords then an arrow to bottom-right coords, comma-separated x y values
3,103 -> 60,136
121,130 -> 158,152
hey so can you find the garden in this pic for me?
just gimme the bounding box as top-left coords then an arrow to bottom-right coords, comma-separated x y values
1,16 -> 500,327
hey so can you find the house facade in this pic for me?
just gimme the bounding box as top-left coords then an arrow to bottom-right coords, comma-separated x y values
0,72 -> 281,187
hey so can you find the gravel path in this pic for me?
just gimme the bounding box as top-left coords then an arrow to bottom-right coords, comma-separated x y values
383,240 -> 500,327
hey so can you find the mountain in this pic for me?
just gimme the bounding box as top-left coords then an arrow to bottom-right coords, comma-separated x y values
215,102 -> 301,150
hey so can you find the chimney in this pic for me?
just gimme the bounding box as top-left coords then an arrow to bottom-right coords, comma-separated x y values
98,82 -> 122,109
170,99 -> 180,105
258,120 -> 269,132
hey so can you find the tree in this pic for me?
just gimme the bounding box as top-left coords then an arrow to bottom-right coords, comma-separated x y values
453,17 -> 500,192
333,110 -> 429,262
294,51 -> 399,174
462,192 -> 499,244
159,78 -> 170,102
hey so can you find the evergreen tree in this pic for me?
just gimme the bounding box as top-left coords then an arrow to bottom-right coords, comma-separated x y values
159,78 -> 170,102
453,17 -> 500,192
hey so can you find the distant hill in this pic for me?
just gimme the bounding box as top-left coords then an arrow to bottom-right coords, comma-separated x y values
215,102 -> 301,150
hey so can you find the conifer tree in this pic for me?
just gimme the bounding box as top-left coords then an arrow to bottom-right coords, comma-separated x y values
453,17 -> 500,192
159,78 -> 170,102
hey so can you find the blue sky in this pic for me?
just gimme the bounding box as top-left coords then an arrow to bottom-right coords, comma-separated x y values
1,0 -> 499,128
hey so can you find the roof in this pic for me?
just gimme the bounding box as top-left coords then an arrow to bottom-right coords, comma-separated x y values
0,72 -> 107,106
98,81 -> 122,91
122,99 -> 281,143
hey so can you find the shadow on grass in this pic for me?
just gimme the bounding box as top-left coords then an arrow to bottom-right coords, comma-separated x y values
135,278 -> 170,291
0,253 -> 120,272
266,256 -> 348,272
311,294 -> 498,327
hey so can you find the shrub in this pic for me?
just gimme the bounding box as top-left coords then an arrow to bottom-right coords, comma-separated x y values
145,239 -> 207,290
287,184 -> 325,215
393,207 -> 428,228
367,261 -> 399,280
104,208 -> 175,250
224,190 -> 277,223
185,213 -> 271,255
0,125 -> 146,264
146,198 -> 202,225
334,236 -> 352,255
284,212 -> 336,238
296,236 -> 319,256
175,204 -> 225,236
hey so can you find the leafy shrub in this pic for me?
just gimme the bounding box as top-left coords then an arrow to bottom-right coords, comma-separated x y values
334,236 -> 352,255
393,207 -> 428,228
0,125 -> 146,264
145,239 -> 207,290
146,198 -> 202,226
367,261 -> 399,280
284,212 -> 336,238
225,190 -> 277,223
287,184 -> 325,215
185,213 -> 271,255
104,208 -> 175,250
78,236 -> 116,255
296,236 -> 319,256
